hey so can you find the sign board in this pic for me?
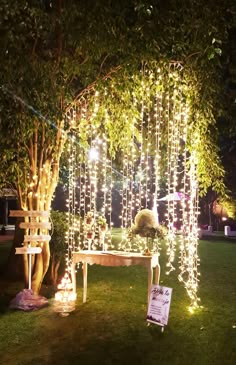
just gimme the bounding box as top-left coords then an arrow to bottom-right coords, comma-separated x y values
19,222 -> 51,230
147,285 -> 173,327
24,234 -> 51,242
15,246 -> 42,290
9,210 -> 50,217
15,246 -> 42,254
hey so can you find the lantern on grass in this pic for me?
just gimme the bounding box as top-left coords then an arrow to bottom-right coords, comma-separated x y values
54,273 -> 76,316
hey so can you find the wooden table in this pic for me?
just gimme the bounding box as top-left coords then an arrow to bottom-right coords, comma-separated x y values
71,250 -> 160,307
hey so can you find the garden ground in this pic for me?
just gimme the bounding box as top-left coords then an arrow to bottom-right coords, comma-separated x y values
0,235 -> 236,365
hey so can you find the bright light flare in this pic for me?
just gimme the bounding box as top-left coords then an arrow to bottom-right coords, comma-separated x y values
88,147 -> 99,161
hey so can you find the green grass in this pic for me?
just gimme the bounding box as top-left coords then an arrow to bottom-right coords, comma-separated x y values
0,236 -> 236,365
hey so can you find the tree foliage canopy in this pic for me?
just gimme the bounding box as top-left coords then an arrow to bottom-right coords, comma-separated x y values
0,0 -> 236,194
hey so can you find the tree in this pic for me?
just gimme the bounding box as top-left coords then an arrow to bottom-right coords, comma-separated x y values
0,0 -> 80,293
0,0 -> 236,294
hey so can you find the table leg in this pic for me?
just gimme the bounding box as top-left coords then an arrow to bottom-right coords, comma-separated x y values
154,263 -> 160,285
71,262 -> 76,294
147,263 -> 153,307
83,262 -> 88,303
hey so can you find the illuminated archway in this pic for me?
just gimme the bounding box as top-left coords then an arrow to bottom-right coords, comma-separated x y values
63,62 -> 200,309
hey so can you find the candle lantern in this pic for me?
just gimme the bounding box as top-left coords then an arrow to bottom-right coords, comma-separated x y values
54,273 -> 76,316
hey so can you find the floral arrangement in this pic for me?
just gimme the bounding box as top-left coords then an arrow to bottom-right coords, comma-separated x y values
130,209 -> 167,239
84,211 -> 95,243
97,216 -> 107,230
85,211 -> 94,225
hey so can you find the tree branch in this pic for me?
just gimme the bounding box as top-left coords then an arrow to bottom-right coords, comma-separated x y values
72,65 -> 122,105
99,54 -> 110,74
34,121 -> 38,175
31,37 -> 38,59
29,138 -> 34,173
185,51 -> 202,60
56,0 -> 63,66
37,121 -> 46,192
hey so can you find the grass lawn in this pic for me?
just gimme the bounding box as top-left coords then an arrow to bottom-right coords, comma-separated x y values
0,234 -> 236,365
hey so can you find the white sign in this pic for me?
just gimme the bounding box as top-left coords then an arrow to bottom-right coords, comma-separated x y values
24,234 -> 51,242
19,222 -> 51,229
15,247 -> 42,255
147,285 -> 172,326
9,210 -> 50,217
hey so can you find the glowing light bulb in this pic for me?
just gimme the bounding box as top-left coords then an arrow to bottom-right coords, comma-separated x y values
88,148 -> 99,161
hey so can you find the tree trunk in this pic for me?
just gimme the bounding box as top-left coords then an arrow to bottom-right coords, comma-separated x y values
28,240 -> 49,294
50,255 -> 61,287
9,119 -> 66,294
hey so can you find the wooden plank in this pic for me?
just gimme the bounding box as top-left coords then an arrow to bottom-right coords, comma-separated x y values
15,247 -> 42,254
9,210 -> 50,217
24,234 -> 51,242
19,222 -> 51,230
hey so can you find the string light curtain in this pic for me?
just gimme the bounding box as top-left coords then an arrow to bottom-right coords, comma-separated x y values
64,62 -> 201,308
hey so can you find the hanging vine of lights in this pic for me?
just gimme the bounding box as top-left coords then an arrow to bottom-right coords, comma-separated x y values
61,61 -> 202,308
